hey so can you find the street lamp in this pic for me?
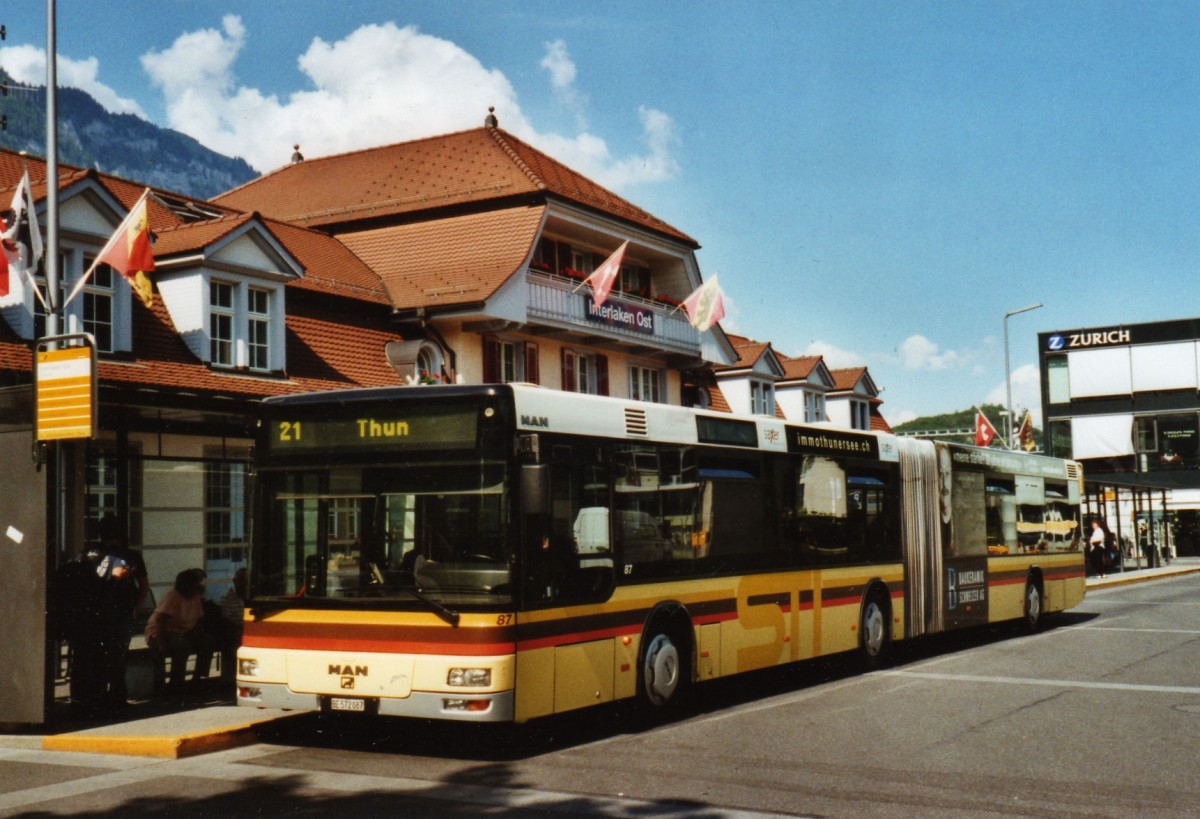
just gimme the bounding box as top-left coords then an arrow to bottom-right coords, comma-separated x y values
1004,302 -> 1043,449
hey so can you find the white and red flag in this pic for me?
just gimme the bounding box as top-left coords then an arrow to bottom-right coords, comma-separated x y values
575,240 -> 628,307
681,275 -> 726,332
0,171 -> 45,305
974,407 -> 999,448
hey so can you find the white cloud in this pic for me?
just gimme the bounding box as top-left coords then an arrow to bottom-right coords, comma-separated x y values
541,40 -> 577,91
0,44 -> 146,118
798,340 -> 864,369
896,334 -> 961,371
986,363 -> 1043,426
541,39 -> 587,131
885,408 -> 919,426
137,18 -> 680,186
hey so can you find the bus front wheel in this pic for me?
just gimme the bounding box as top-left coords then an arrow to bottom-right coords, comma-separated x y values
639,630 -> 683,708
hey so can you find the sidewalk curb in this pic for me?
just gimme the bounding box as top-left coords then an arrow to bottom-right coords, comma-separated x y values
39,710 -> 289,759
41,722 -> 260,759
1086,565 -> 1200,591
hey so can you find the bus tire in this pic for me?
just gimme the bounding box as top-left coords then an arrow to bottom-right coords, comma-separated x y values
858,588 -> 890,669
1023,578 -> 1043,632
638,627 -> 686,710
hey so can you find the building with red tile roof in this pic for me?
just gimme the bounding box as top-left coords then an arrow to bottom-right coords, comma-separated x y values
216,118 -> 734,399
0,116 -> 739,655
711,334 -> 888,430
0,152 -> 411,624
828,367 -> 892,432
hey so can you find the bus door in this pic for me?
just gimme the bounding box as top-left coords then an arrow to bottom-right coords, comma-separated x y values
942,465 -> 997,630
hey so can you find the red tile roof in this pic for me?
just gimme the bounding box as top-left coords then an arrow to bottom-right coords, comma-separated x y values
214,127 -> 697,246
719,334 -> 774,371
777,355 -> 823,380
705,382 -> 732,413
339,205 -> 545,309
870,407 -> 893,433
152,214 -> 390,304
830,367 -> 869,392
0,148 -> 403,399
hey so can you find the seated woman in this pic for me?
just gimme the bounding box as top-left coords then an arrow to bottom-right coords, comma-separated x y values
145,568 -> 217,692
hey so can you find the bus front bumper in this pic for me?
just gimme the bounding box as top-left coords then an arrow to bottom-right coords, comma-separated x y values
236,681 -> 515,722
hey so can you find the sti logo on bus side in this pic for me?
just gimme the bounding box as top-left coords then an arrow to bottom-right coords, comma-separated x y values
522,415 -> 550,428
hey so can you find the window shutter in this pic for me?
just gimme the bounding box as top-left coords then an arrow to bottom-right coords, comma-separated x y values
524,343 -> 540,385
482,336 -> 500,383
561,349 -> 576,393
596,354 -> 609,396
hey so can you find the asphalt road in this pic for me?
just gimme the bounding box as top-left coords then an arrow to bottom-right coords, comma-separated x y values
2,573 -> 1200,817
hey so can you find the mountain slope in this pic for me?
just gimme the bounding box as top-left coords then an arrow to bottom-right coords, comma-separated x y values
0,71 -> 257,199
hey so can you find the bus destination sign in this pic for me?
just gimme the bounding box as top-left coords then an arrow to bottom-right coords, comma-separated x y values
786,427 -> 879,459
268,408 -> 479,452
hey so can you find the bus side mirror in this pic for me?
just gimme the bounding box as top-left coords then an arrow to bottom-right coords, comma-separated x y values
521,464 -> 551,516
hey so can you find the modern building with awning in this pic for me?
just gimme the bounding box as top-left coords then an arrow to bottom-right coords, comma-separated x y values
1038,317 -> 1200,559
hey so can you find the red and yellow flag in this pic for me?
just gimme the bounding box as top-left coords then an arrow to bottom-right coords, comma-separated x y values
65,189 -> 156,309
97,193 -> 155,308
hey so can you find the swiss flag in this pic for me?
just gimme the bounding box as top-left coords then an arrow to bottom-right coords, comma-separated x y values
584,241 -> 628,307
975,409 -> 998,448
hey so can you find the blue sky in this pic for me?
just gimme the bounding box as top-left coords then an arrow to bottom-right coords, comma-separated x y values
2,1 -> 1198,427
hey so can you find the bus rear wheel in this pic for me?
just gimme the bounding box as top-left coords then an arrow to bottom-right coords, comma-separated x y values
1023,580 -> 1043,632
859,592 -> 890,668
639,630 -> 683,708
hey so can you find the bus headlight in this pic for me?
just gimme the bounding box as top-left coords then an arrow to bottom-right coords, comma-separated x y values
238,658 -> 260,678
447,667 -> 491,687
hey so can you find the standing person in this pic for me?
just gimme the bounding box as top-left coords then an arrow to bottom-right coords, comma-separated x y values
217,567 -> 248,681
49,543 -> 107,719
93,515 -> 149,708
145,569 -> 217,692
1088,518 -> 1111,578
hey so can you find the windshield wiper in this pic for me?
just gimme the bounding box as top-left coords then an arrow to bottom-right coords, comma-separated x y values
369,562 -> 460,626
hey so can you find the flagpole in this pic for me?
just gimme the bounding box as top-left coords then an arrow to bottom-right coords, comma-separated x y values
45,0 -> 60,342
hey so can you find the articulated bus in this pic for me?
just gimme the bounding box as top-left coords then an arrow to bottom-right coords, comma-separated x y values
236,385 -> 1085,722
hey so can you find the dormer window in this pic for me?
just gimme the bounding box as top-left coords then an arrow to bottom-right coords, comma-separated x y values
805,391 -> 825,423
199,277 -> 282,372
750,379 -> 775,416
20,248 -> 134,353
248,288 -> 271,370
851,400 -> 870,430
83,262 -> 115,353
210,281 -> 235,365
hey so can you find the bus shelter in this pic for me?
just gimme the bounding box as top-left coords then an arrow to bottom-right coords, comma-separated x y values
1082,472 -> 1176,571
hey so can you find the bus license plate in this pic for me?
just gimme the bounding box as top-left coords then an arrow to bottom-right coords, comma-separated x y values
330,697 -> 366,713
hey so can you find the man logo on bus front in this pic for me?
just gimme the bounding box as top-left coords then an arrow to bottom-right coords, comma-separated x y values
340,677 -> 355,689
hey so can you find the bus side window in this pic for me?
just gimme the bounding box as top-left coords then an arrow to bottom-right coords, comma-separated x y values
694,454 -> 774,572
528,444 -> 614,605
846,468 -> 900,563
786,456 -> 850,567
614,444 -> 702,579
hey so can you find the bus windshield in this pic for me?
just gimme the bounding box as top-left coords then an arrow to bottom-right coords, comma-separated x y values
254,459 -> 512,606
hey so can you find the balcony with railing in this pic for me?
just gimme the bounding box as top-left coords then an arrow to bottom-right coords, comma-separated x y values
526,268 -> 700,355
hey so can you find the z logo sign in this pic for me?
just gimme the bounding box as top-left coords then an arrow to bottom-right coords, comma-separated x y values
340,677 -> 355,689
